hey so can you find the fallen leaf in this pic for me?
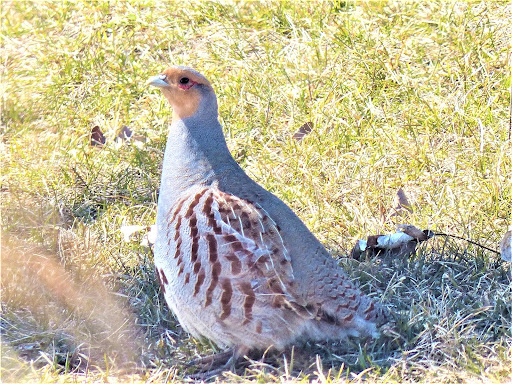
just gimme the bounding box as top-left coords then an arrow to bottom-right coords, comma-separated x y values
117,125 -> 133,141
349,224 -> 433,260
349,239 -> 367,260
378,201 -> 387,224
115,125 -> 146,145
91,126 -> 106,147
141,225 -> 157,248
396,188 -> 412,211
292,121 -> 313,141
391,187 -> 413,218
120,225 -> 147,242
372,231 -> 414,249
120,224 -> 157,249
397,224 -> 432,241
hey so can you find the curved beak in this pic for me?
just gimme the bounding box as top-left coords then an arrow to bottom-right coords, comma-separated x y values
147,75 -> 169,88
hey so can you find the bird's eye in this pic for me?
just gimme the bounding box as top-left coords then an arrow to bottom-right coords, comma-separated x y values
179,77 -> 190,84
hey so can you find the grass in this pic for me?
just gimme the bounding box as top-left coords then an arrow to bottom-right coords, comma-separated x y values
1,0 -> 511,382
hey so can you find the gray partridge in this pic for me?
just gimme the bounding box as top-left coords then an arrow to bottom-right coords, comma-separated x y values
149,66 -> 388,366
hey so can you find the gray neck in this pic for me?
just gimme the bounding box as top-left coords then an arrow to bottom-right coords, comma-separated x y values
157,94 -> 242,217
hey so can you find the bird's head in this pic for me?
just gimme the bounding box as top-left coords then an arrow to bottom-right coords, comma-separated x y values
148,66 -> 216,121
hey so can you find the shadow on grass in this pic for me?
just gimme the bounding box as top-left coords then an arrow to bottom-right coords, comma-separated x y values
1,198 -> 510,382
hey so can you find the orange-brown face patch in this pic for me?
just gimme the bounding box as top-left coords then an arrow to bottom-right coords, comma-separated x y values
163,89 -> 201,120
158,67 -> 213,120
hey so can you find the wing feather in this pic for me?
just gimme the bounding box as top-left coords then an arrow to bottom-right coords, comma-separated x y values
165,186 -> 316,326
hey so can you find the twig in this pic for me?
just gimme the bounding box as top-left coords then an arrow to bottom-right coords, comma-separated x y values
433,232 -> 501,255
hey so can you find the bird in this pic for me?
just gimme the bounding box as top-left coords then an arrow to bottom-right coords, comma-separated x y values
148,66 -> 389,370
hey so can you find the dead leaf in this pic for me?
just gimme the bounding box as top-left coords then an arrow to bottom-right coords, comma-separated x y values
378,201 -> 387,224
397,224 -> 432,241
120,224 -> 156,249
120,225 -> 147,242
115,125 -> 146,144
142,225 -> 157,248
349,239 -> 367,260
292,121 -> 313,141
396,188 -> 412,211
391,188 -> 413,218
91,126 -> 106,147
349,225 -> 433,260
117,125 -> 133,141
372,231 -> 414,249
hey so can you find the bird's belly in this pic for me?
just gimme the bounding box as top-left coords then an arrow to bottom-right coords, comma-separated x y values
153,235 -> 309,350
